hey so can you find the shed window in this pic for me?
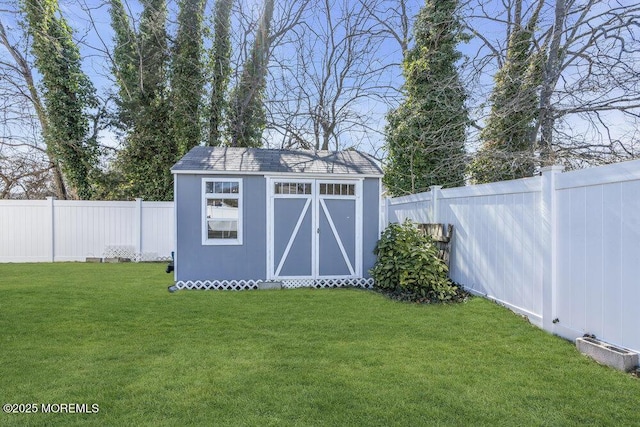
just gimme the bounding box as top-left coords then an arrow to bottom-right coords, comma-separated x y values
320,183 -> 355,196
274,182 -> 312,195
203,179 -> 242,245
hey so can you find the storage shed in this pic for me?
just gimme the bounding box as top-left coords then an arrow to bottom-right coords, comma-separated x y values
171,147 -> 383,290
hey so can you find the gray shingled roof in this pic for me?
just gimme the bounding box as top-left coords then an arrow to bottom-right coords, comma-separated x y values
171,147 -> 383,176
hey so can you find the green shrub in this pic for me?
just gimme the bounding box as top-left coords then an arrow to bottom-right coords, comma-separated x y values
370,219 -> 458,302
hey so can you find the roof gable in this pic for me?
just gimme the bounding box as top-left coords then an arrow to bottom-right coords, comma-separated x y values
171,147 -> 383,176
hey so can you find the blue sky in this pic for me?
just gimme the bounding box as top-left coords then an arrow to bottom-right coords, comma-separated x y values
2,0 -> 638,160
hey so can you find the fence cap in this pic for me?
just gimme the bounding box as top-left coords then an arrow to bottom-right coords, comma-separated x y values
540,165 -> 564,173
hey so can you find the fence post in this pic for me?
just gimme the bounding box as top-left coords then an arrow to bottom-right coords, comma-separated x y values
381,196 -> 390,234
134,198 -> 143,261
541,166 -> 564,332
429,185 -> 442,224
47,196 -> 55,262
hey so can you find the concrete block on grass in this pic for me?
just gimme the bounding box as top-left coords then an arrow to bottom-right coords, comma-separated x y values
258,281 -> 282,290
576,337 -> 639,372
104,257 -> 131,263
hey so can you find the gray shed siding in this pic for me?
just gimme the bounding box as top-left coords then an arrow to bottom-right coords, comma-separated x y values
175,173 -> 380,283
175,174 -> 267,282
362,178 -> 380,277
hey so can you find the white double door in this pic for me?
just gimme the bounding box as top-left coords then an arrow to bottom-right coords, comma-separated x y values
267,178 -> 362,280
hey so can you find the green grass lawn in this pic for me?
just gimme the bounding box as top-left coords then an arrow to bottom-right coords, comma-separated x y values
0,263 -> 638,426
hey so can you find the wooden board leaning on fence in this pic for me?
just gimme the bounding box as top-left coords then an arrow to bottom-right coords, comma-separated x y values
417,223 -> 453,270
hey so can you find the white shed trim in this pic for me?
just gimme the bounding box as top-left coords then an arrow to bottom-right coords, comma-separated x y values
266,176 -> 363,281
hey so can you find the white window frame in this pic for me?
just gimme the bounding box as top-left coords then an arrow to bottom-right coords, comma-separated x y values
202,178 -> 243,245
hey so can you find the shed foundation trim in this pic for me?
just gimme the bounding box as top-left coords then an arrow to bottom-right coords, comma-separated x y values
175,278 -> 375,290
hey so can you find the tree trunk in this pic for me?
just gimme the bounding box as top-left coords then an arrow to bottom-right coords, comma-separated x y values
50,160 -> 68,199
537,0 -> 565,166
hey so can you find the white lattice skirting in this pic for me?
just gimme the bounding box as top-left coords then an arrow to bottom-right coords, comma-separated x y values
175,280 -> 261,291
175,278 -> 375,291
283,278 -> 375,289
102,246 -> 172,262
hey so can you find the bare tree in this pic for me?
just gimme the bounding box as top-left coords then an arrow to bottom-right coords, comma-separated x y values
266,0 -> 414,152
463,0 -> 640,170
0,140 -> 55,199
356,0 -> 411,55
0,10 -> 66,199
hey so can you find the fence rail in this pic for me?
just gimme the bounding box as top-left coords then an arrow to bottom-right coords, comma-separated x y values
386,160 -> 640,354
0,198 -> 174,263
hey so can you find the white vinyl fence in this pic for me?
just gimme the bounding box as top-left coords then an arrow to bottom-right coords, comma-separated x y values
0,198 -> 174,262
387,160 -> 640,354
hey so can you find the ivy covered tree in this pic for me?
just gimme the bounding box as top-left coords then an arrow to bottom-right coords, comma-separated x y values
23,0 -> 98,199
208,0 -> 234,146
109,0 -> 176,200
171,0 -> 206,156
468,2 -> 543,184
116,106 -> 176,200
137,0 -> 168,106
227,0 -> 274,147
109,0 -> 139,128
383,0 -> 468,196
